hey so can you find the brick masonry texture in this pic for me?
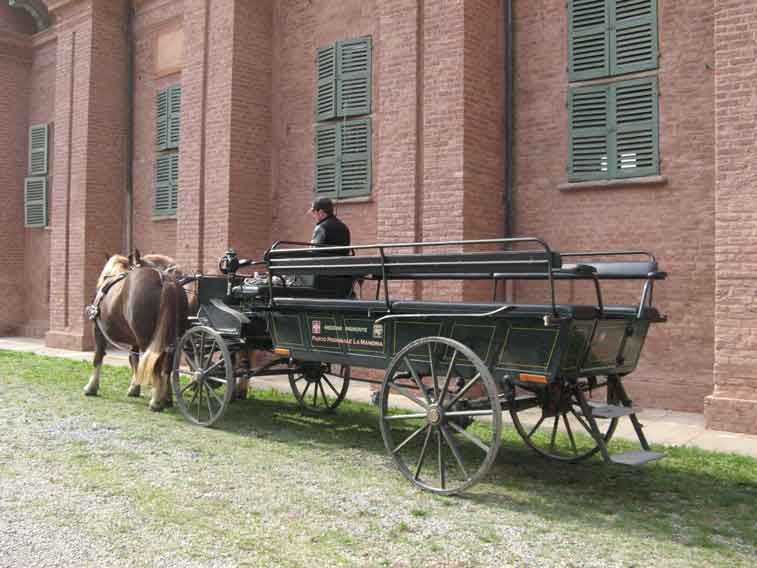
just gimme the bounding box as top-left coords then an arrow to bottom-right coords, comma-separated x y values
0,0 -> 756,432
707,0 -> 757,432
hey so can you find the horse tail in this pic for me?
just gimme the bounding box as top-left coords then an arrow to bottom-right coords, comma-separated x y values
137,277 -> 184,387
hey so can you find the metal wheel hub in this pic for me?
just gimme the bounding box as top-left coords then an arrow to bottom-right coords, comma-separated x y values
426,405 -> 444,425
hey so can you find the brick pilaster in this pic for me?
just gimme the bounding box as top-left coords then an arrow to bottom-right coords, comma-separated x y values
0,31 -> 31,334
708,0 -> 757,433
46,0 -> 126,350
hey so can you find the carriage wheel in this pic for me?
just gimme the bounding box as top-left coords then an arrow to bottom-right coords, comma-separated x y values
288,362 -> 350,413
379,337 -> 502,495
507,377 -> 619,462
171,326 -> 234,427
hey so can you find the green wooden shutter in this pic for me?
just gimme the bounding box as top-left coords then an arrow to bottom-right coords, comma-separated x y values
568,0 -> 610,81
156,88 -> 169,150
316,44 -> 337,121
340,118 -> 371,196
613,77 -> 658,178
24,177 -> 47,228
169,153 -> 179,211
155,154 -> 175,215
568,84 -> 612,181
315,124 -> 339,195
337,37 -> 372,117
28,123 -> 48,176
168,85 -> 181,149
611,0 -> 658,75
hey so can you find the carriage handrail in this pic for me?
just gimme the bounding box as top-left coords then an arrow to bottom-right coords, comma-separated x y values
265,236 -> 559,315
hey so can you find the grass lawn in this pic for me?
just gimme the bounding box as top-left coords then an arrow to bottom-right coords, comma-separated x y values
1,349 -> 756,567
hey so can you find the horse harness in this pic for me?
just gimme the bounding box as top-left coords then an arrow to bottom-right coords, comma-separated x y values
86,264 -> 179,352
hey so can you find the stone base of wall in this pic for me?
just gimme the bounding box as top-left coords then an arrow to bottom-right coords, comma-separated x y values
45,330 -> 93,351
17,323 -> 48,339
704,395 -> 757,435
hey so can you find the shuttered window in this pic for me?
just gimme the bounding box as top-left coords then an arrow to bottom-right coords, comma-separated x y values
315,37 -> 372,121
24,177 -> 47,228
568,0 -> 658,81
154,154 -> 179,216
568,77 -> 658,181
28,123 -> 48,176
155,85 -> 180,216
156,85 -> 181,151
315,118 -> 372,197
25,123 -> 49,228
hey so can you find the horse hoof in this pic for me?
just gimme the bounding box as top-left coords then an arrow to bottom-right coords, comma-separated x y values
127,386 -> 141,397
149,402 -> 164,412
83,387 -> 98,397
163,398 -> 173,408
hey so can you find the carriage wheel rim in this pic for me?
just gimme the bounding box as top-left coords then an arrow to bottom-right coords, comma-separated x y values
378,336 -> 502,495
172,326 -> 233,427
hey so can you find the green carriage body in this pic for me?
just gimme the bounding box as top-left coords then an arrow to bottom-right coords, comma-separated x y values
175,236 -> 667,494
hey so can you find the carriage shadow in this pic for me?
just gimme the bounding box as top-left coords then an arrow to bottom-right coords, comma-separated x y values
172,388 -> 757,553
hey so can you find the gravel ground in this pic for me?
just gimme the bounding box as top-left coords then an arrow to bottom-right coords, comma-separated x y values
0,365 -> 754,568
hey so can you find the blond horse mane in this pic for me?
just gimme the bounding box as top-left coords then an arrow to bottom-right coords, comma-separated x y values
97,255 -> 130,288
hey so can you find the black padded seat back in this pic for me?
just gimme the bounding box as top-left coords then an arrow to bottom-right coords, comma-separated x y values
560,261 -> 661,279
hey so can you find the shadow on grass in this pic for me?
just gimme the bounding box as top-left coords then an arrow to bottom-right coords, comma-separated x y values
3,350 -> 757,554
186,388 -> 757,553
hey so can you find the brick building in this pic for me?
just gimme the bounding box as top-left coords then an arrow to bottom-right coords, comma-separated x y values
0,0 -> 755,433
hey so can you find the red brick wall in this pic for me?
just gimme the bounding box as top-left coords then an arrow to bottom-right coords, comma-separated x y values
0,3 -> 36,35
22,37 -> 57,337
0,28 -> 31,334
707,0 -> 757,433
132,0 -> 185,261
271,0 -> 378,254
513,0 -> 716,412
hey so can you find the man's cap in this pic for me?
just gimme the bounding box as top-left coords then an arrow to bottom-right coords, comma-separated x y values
311,196 -> 334,214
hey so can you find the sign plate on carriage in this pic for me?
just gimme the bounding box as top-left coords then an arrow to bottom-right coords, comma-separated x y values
308,316 -> 386,354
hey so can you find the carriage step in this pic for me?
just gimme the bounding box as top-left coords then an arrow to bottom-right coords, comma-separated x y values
610,450 -> 666,466
586,402 -> 639,419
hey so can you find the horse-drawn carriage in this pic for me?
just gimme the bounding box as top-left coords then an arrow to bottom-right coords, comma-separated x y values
170,236 -> 667,495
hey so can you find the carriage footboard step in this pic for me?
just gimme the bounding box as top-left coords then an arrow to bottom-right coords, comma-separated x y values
609,450 -> 667,466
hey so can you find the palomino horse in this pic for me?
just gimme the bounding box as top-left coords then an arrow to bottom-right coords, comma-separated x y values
83,253 -> 188,411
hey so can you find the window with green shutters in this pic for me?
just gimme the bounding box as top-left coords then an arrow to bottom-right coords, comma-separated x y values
316,37 -> 372,121
154,85 -> 181,216
24,177 -> 47,228
156,85 -> 181,150
568,77 -> 659,181
315,37 -> 372,197
568,0 -> 658,81
315,118 -> 372,198
154,154 -> 179,216
25,123 -> 48,228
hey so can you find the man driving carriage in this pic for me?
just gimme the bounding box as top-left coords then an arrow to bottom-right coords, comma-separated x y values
308,197 -> 355,298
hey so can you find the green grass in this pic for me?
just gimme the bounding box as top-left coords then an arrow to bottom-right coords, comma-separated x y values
1,349 -> 757,567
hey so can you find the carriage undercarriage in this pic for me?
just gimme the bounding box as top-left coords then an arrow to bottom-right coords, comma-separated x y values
171,236 -> 667,494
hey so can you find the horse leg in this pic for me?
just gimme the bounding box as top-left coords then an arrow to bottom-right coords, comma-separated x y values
126,347 -> 141,397
83,327 -> 107,396
148,354 -> 172,412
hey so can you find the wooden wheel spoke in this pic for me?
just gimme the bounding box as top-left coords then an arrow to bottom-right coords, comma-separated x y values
393,423 -> 429,455
438,350 -> 458,406
439,425 -> 469,479
202,383 -> 215,416
437,430 -> 445,490
563,413 -> 578,455
182,350 -> 198,372
445,373 -> 481,410
388,381 -> 428,410
527,415 -> 546,439
312,381 -> 319,407
384,412 -> 428,421
319,382 -> 330,407
205,375 -> 228,386
428,345 -> 439,400
321,375 -> 340,398
403,357 -> 431,404
448,422 -> 491,455
204,358 -> 226,376
414,426 -> 433,480
180,379 -> 198,395
444,409 -> 495,418
301,381 -> 312,400
569,408 -> 594,435
205,383 -> 224,407
549,415 -> 560,452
